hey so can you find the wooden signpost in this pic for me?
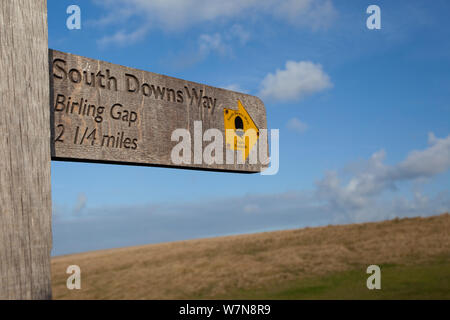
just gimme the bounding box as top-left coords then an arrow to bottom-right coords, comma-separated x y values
0,0 -> 52,299
1,1 -> 268,299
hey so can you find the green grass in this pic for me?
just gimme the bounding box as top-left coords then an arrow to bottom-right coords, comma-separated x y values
212,257 -> 450,300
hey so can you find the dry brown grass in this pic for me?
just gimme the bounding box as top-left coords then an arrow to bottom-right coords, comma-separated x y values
51,213 -> 450,299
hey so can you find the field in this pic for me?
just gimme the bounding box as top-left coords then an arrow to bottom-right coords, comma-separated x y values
51,213 -> 450,299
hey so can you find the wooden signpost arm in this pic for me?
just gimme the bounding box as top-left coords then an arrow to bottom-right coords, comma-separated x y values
0,0 -> 52,299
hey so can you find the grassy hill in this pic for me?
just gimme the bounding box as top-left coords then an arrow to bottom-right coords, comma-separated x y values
51,213 -> 450,299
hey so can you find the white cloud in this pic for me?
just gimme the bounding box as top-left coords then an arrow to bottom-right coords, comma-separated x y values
98,25 -> 150,47
273,0 -> 337,30
259,61 -> 332,102
196,24 -> 250,59
93,0 -> 337,46
287,117 -> 309,133
228,24 -> 251,45
315,133 -> 450,222
221,83 -> 247,93
198,33 -> 230,56
394,132 -> 450,180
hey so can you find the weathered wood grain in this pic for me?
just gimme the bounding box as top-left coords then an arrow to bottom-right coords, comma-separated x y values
50,50 -> 268,172
0,0 -> 52,299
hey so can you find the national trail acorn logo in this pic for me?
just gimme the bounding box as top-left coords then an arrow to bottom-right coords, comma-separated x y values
223,100 -> 259,161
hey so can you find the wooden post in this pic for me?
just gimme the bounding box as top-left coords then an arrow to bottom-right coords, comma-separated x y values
0,0 -> 52,299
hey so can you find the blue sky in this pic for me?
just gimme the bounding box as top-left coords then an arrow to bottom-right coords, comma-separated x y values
48,0 -> 450,255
